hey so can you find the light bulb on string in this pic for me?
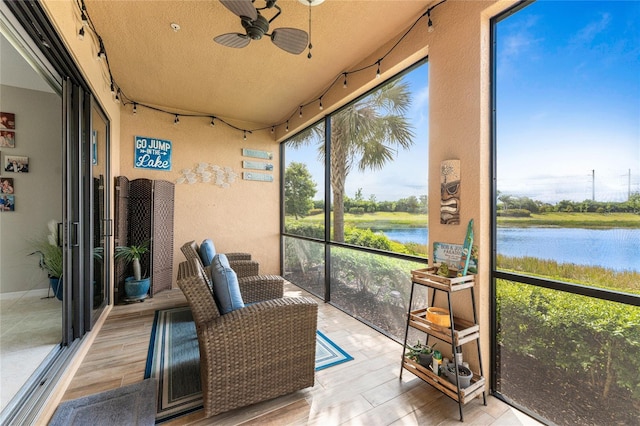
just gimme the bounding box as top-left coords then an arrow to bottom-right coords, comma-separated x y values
343,73 -> 348,88
97,40 -> 106,60
114,89 -> 120,104
243,131 -> 247,141
299,106 -> 303,118
319,97 -> 323,110
133,103 -> 137,114
174,115 -> 180,125
286,121 -> 289,132
271,126 -> 275,134
427,10 -> 434,33
78,27 -> 85,40
376,61 -> 381,79
210,117 -> 215,127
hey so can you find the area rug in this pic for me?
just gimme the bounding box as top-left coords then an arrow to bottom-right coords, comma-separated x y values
145,306 -> 353,423
49,378 -> 157,426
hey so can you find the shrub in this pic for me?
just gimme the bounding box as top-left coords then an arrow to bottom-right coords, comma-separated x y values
497,208 -> 531,217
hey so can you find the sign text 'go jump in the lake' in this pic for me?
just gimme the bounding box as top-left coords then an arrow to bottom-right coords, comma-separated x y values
134,136 -> 172,171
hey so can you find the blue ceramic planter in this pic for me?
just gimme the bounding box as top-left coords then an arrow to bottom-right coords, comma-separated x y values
49,277 -> 63,301
124,276 -> 150,301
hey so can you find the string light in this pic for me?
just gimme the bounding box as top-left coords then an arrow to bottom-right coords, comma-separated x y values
97,39 -> 106,60
80,2 -> 88,26
77,0 -> 447,138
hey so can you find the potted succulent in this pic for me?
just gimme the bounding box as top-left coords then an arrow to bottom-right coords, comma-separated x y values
115,241 -> 150,301
405,341 -> 437,368
30,219 -> 64,300
443,363 -> 473,388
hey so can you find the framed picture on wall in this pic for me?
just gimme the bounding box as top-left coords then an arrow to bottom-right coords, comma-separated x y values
0,131 -> 15,148
3,154 -> 29,173
0,194 -> 14,212
1,177 -> 14,194
0,112 -> 15,130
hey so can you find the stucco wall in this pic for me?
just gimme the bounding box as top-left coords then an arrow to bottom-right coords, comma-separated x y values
0,85 -> 61,294
118,108 -> 281,276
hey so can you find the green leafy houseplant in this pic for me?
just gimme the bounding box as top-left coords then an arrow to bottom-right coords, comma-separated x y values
114,241 -> 149,280
405,340 -> 437,367
31,219 -> 63,278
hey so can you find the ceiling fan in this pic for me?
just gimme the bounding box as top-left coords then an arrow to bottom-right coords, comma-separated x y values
214,0 -> 309,55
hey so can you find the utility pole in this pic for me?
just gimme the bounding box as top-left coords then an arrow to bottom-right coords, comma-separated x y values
592,169 -> 595,201
629,169 -> 632,201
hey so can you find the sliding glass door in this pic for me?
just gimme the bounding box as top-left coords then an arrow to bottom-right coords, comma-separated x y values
0,1 -> 110,422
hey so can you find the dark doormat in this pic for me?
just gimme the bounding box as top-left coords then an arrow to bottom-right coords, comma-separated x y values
49,378 -> 156,426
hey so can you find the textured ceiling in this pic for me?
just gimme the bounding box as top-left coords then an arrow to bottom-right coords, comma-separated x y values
84,0 -> 433,126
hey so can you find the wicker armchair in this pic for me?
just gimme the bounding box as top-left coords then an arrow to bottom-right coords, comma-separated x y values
181,240 -> 259,278
177,259 -> 318,418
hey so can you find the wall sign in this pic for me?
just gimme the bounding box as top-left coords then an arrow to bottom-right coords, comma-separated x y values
134,136 -> 172,171
242,148 -> 272,160
440,159 -> 460,225
242,160 -> 273,171
243,171 -> 273,182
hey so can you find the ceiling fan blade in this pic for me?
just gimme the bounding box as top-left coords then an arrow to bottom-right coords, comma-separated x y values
214,33 -> 251,48
271,28 -> 308,55
219,0 -> 258,21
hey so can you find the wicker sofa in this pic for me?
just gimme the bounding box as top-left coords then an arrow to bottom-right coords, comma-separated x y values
177,259 -> 318,418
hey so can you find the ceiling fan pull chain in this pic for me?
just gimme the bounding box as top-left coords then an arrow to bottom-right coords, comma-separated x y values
307,1 -> 312,59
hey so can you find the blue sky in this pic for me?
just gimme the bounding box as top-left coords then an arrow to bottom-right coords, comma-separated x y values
287,1 -> 639,204
496,0 -> 640,203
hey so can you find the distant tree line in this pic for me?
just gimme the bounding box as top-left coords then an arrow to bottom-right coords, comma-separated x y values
305,193 -> 428,216
497,191 -> 640,216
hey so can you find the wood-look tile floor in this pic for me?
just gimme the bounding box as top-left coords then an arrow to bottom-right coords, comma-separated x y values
62,283 -> 543,425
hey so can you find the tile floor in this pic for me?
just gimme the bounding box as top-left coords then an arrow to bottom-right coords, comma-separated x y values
0,288 -> 61,411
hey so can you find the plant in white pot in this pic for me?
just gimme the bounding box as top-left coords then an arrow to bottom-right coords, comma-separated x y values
30,219 -> 64,300
115,241 -> 150,301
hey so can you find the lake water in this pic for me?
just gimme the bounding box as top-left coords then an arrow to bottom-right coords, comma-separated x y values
382,227 -> 640,272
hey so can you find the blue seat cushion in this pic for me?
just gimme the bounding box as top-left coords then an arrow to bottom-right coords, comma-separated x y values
199,239 -> 217,266
210,254 -> 244,314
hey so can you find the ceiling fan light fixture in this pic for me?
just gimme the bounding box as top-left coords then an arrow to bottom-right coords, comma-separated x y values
298,0 -> 324,6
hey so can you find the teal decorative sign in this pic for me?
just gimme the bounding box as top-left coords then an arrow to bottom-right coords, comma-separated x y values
134,136 -> 172,171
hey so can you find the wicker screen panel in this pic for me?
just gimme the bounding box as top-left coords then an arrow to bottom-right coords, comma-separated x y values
151,180 -> 174,294
128,179 -> 154,281
114,176 -> 130,303
114,177 -> 175,301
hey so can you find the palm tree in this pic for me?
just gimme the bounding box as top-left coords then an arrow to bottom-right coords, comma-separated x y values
288,77 -> 415,241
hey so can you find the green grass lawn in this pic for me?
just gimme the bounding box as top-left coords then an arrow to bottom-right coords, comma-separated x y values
292,211 -> 639,229
293,211 -> 429,230
497,212 -> 640,229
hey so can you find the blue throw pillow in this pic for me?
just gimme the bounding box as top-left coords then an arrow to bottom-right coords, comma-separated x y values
199,239 -> 217,266
210,254 -> 244,314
